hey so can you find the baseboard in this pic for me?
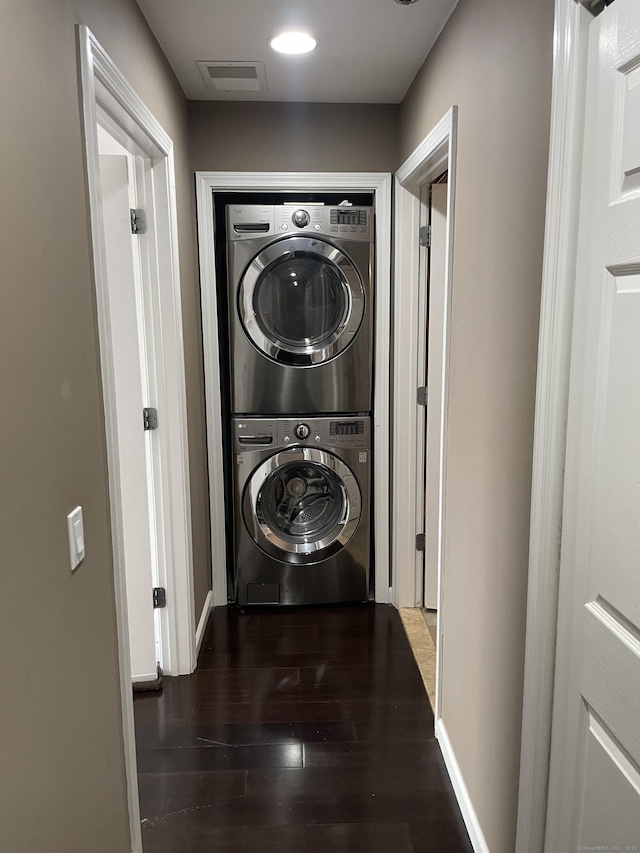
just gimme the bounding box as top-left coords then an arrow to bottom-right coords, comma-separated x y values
131,671 -> 159,684
132,663 -> 163,693
435,718 -> 491,853
196,589 -> 213,655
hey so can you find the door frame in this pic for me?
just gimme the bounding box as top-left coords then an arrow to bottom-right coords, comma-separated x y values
195,171 -> 392,606
515,2 -> 593,851
392,107 -> 458,725
79,25 -> 196,852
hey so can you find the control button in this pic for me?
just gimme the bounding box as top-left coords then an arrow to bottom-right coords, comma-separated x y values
292,209 -> 311,228
330,226 -> 338,232
314,224 -> 321,231
340,227 -> 348,232
315,435 -> 321,443
283,435 -> 290,443
349,227 -> 357,232
295,423 -> 310,440
360,227 -> 367,232
281,223 -> 289,230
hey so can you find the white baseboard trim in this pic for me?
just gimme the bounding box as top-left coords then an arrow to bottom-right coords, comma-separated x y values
195,590 -> 213,655
131,672 -> 158,684
436,718 -> 491,853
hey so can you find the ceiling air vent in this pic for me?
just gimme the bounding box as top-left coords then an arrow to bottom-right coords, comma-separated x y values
197,61 -> 267,92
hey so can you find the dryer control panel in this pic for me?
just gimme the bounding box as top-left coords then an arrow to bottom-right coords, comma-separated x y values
234,416 -> 370,452
227,204 -> 373,242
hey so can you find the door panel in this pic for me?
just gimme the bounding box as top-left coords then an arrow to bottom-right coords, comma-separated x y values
594,276 -> 640,618
546,2 -> 640,849
583,601 -> 640,758
579,710 -> 640,850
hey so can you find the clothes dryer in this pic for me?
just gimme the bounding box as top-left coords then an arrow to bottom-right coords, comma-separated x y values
227,204 -> 373,415
232,415 -> 370,606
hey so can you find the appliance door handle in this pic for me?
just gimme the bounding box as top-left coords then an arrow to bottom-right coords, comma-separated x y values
238,435 -> 274,446
233,223 -> 270,233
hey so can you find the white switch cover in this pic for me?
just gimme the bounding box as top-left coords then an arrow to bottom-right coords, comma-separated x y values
67,506 -> 85,571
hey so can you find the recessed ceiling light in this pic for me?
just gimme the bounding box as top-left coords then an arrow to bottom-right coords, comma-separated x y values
269,32 -> 318,55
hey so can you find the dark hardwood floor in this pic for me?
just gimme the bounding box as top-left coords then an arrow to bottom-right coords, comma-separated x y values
134,603 -> 473,852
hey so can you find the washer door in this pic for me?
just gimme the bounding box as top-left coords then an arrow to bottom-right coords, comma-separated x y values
238,236 -> 365,366
243,447 -> 362,564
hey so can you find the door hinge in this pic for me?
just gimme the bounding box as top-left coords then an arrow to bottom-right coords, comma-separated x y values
130,208 -> 147,235
417,386 -> 428,406
153,587 -> 167,609
419,225 -> 431,248
143,407 -> 158,431
416,533 -> 426,552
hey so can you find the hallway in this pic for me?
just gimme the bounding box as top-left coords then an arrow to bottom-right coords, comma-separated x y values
135,604 -> 472,851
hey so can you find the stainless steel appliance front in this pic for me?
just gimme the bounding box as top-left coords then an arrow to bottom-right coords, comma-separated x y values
227,204 -> 374,415
232,416 -> 371,606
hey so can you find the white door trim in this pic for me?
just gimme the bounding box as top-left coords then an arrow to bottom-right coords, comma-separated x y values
515,2 -> 592,852
195,171 -> 392,605
79,25 -> 196,852
392,107 -> 457,726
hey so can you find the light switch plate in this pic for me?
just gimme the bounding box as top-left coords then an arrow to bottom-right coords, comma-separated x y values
67,506 -> 85,571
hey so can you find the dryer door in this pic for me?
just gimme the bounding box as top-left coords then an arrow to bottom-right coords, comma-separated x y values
243,447 -> 362,564
238,236 -> 365,366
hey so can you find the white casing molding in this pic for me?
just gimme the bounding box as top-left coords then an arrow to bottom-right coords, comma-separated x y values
79,25 -> 196,853
393,107 -> 457,726
436,719 -> 491,853
196,171 -> 392,606
196,590 -> 213,655
515,3 -> 591,852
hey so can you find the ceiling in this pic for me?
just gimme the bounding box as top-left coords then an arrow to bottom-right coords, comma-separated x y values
135,0 -> 460,104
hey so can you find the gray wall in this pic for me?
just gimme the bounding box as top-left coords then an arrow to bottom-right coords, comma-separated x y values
189,101 -> 400,172
0,0 -> 206,849
399,0 -> 554,851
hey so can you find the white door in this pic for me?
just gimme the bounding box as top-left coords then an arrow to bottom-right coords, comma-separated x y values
98,142 -> 159,683
545,2 -> 640,849
423,182 -> 448,611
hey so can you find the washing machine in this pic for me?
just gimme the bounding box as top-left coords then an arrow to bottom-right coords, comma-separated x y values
227,204 -> 373,415
232,415 -> 370,606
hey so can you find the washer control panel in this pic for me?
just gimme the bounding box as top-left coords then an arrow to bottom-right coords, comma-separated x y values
227,204 -> 373,241
279,418 -> 369,449
233,417 -> 370,452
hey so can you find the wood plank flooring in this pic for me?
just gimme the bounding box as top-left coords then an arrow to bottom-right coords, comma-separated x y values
134,603 -> 473,852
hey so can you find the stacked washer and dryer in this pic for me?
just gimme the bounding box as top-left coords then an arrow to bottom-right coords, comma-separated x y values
226,202 -> 374,606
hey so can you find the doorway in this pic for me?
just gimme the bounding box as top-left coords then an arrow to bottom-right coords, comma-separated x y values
79,25 -> 195,852
393,105 -> 465,840
97,125 -> 162,684
420,175 -> 448,618
195,172 -> 393,607
393,106 -> 457,721
412,173 -> 449,660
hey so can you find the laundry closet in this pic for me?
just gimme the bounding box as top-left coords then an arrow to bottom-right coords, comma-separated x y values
204,190 -> 376,607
